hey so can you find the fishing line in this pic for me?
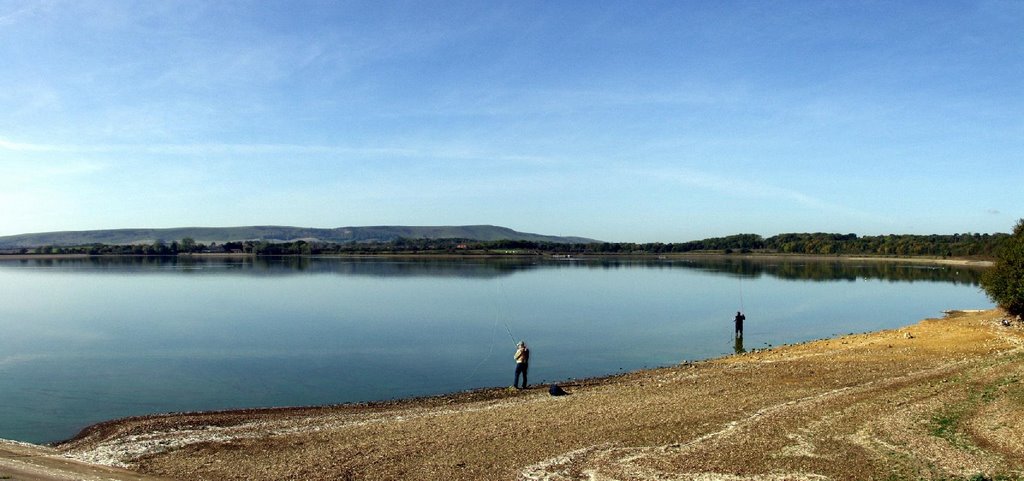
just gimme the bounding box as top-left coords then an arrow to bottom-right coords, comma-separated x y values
496,278 -> 518,346
464,306 -> 499,382
464,280 -> 517,382
738,275 -> 745,312
731,275 -> 746,347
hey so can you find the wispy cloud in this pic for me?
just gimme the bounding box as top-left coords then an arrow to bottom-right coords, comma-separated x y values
639,166 -> 888,224
0,138 -> 401,156
0,0 -> 51,26
0,82 -> 62,118
0,136 -> 559,167
0,158 -> 107,180
415,83 -> 748,119
0,138 -> 59,152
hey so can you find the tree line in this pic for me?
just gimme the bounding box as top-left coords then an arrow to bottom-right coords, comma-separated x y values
11,231 -> 1009,259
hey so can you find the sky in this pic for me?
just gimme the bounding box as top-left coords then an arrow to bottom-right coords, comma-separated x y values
0,1 -> 1021,242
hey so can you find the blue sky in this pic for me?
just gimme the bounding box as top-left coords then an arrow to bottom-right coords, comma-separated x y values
1,1 -> 1021,242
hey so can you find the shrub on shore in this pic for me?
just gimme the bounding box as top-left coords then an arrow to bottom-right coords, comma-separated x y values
981,219 -> 1024,317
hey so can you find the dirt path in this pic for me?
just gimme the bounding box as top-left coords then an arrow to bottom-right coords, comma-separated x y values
0,441 -> 173,481
11,309 -> 1024,481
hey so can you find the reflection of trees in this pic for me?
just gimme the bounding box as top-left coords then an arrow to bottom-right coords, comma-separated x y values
4,256 -> 533,279
667,258 -> 984,285
1,256 -> 985,285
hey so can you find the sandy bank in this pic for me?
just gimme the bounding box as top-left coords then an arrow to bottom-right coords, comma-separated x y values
22,309 -> 1016,481
0,439 -> 173,481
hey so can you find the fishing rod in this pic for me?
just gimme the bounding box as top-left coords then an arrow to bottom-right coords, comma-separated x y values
731,275 -> 746,346
466,281 -> 521,382
502,318 -> 518,346
496,279 -> 520,346
738,275 -> 745,313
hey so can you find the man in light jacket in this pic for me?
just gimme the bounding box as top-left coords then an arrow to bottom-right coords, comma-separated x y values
514,341 -> 530,389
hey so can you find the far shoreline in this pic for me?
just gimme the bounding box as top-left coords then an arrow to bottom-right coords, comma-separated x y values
0,251 -> 996,267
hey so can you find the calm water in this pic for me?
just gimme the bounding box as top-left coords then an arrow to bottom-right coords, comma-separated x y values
0,256 -> 991,443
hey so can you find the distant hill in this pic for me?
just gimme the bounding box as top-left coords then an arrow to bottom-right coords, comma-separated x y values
0,225 -> 600,248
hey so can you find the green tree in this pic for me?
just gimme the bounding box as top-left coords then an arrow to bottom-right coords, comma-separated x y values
981,219 -> 1024,317
180,237 -> 197,253
150,240 -> 167,255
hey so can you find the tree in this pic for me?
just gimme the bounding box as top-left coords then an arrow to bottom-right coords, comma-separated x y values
150,240 -> 167,255
180,237 -> 197,253
981,219 -> 1024,317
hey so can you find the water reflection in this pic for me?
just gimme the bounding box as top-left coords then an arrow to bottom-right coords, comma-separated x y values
733,336 -> 745,355
0,255 -> 987,284
675,257 -> 984,285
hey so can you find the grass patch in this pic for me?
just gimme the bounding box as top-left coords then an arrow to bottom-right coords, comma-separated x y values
930,409 -> 961,440
980,375 -> 1020,403
929,406 -> 976,451
885,471 -> 1024,481
960,475 -> 1024,481
1001,376 -> 1024,407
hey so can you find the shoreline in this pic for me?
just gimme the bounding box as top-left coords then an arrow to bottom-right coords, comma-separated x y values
5,308 -> 1022,480
0,251 -> 996,267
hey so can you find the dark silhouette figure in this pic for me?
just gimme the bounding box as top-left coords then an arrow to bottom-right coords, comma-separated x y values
734,311 -> 745,339
514,341 -> 530,389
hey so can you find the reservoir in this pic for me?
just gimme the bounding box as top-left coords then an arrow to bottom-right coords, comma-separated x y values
0,256 -> 992,444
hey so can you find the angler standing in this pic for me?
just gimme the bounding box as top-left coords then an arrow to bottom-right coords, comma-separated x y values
513,341 -> 530,389
734,311 -> 745,339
